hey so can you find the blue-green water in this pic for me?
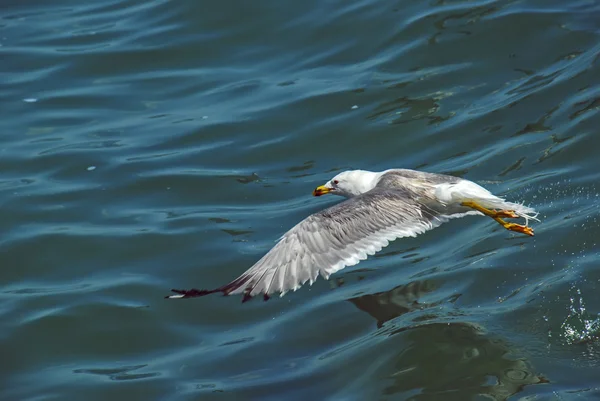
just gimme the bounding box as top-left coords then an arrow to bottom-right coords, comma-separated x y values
2,0 -> 600,400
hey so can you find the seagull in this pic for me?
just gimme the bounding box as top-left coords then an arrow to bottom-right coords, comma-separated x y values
167,168 -> 538,302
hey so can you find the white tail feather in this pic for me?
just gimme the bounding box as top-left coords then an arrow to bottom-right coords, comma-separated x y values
435,180 -> 539,225
476,198 -> 539,225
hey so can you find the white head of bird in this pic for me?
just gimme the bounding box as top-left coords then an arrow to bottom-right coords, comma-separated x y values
313,169 -> 381,198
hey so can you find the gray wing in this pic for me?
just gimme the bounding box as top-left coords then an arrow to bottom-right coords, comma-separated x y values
168,188 -> 457,302
204,188 -> 453,301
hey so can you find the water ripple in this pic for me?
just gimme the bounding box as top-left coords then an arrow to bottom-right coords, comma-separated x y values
3,0 -> 600,399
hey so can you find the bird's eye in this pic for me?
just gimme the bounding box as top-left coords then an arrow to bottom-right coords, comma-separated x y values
333,180 -> 339,185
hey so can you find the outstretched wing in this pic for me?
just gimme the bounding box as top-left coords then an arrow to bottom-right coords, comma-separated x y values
169,188 -> 451,302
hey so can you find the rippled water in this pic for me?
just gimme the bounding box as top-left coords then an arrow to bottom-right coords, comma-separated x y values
3,0 -> 600,399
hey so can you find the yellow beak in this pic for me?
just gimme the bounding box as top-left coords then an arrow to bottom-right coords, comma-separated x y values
313,185 -> 331,197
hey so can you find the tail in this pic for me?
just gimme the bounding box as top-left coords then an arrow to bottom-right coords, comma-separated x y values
478,197 -> 539,225
436,180 -> 539,225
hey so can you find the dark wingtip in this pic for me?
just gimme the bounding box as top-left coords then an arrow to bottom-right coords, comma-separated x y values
166,287 -> 275,303
165,288 -> 221,299
240,291 -> 273,303
167,275 -> 261,302
242,292 -> 253,303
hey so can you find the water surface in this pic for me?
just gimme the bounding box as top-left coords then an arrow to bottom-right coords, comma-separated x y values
2,0 -> 600,400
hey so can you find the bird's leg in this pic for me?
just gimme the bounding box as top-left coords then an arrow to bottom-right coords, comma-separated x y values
461,200 -> 518,218
461,201 -> 534,236
490,215 -> 534,236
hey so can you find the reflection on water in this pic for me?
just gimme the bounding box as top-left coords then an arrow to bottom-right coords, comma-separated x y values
350,283 -> 549,400
381,322 -> 549,400
349,280 -> 441,328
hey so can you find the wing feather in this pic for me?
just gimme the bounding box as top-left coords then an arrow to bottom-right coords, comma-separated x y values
194,188 -> 449,300
167,188 -> 460,301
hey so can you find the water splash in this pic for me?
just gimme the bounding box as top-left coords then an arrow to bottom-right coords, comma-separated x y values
560,286 -> 600,345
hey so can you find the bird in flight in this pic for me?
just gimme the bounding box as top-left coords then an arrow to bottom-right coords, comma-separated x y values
167,169 -> 538,302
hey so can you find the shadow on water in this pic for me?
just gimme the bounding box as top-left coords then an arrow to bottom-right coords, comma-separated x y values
349,280 -> 441,328
348,281 -> 549,400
